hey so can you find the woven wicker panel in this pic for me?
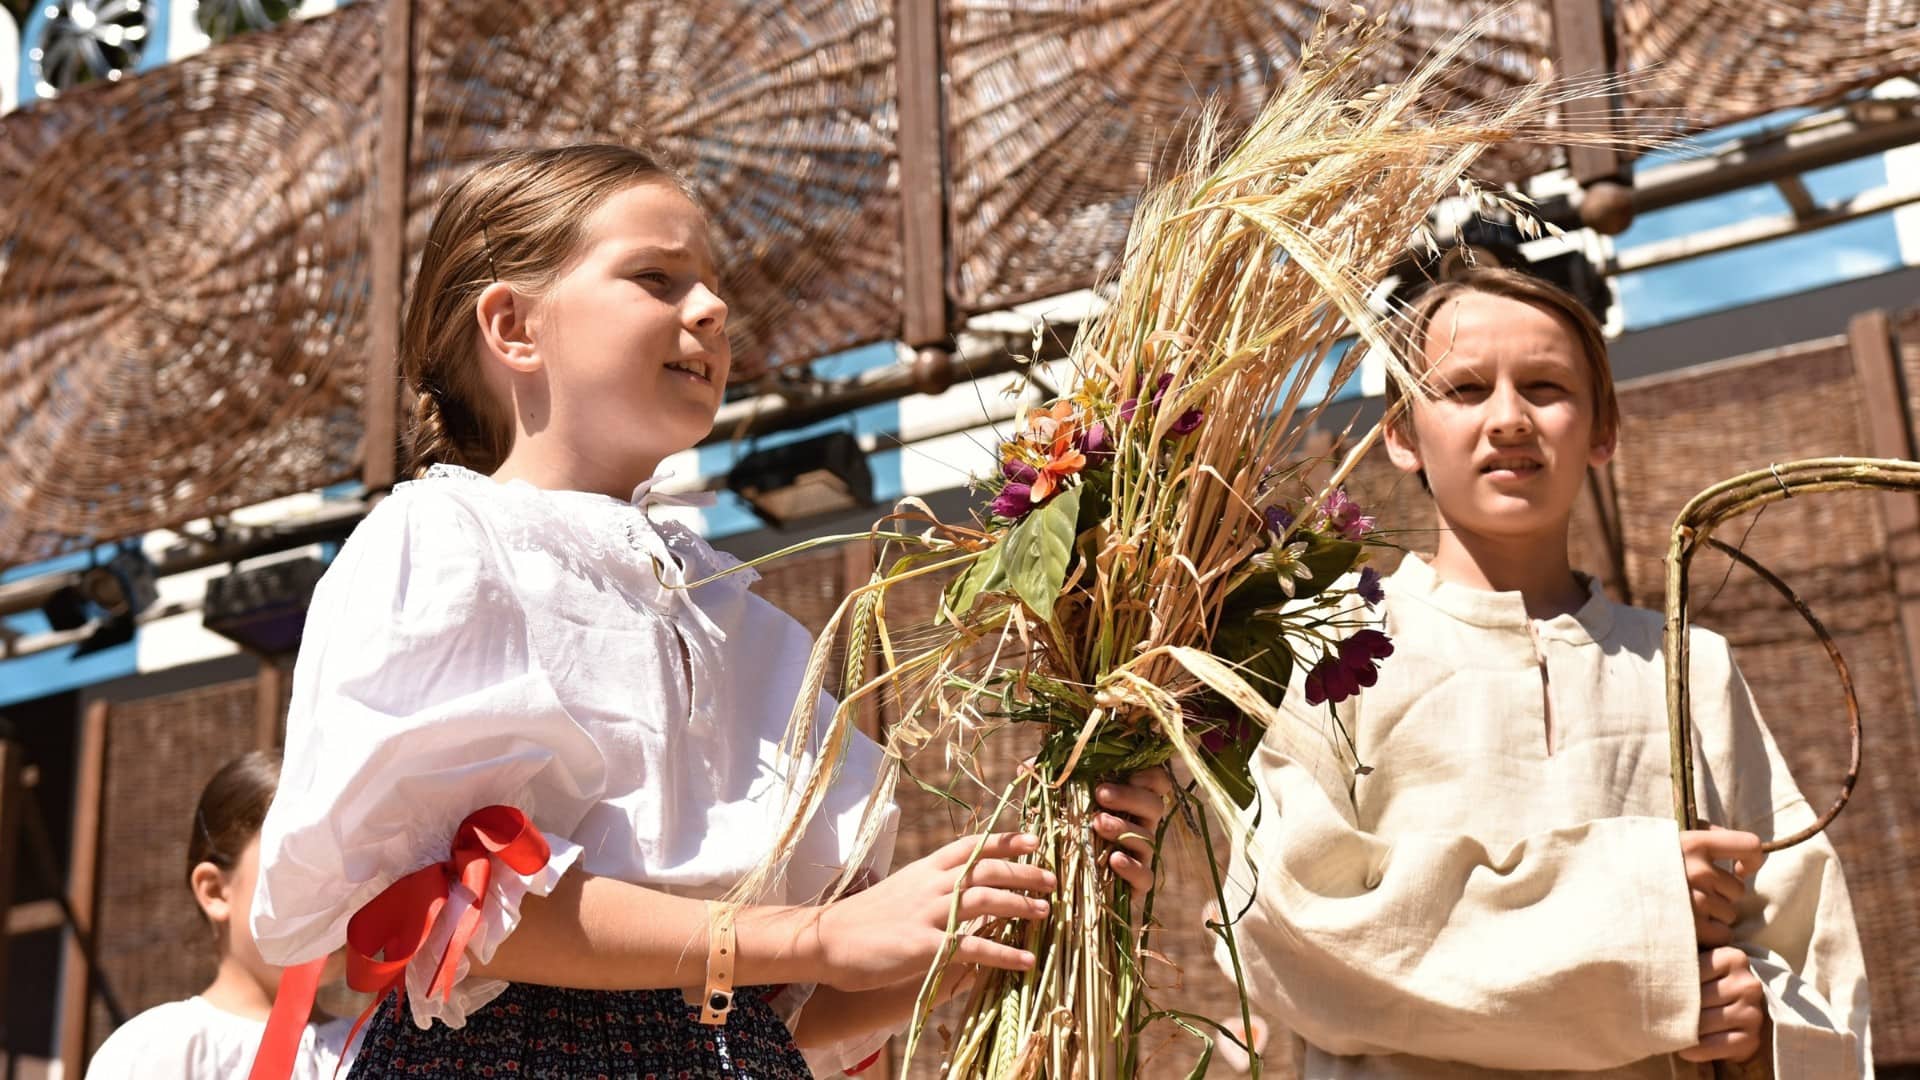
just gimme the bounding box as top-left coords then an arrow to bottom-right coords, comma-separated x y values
1616,0 -> 1920,136
406,0 -> 901,380
1610,342 -> 1920,1065
941,1 -> 1556,315
87,679 -> 260,1056
0,5 -> 377,571
0,92 -> 89,280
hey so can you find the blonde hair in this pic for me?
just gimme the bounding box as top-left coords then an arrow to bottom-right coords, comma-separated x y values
401,144 -> 691,479
1387,266 -> 1619,444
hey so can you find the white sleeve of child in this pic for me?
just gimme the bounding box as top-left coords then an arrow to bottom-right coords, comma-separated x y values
1215,708 -> 1701,1070
251,489 -> 602,1025
1697,644 -> 1872,1077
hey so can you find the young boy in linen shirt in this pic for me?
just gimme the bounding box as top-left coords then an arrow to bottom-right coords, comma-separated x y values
1221,268 -> 1871,1078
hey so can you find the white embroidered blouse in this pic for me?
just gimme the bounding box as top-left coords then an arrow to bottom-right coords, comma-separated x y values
251,465 -> 899,1071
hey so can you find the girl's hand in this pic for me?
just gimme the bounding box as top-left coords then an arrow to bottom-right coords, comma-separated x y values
1093,769 -> 1176,892
814,832 -> 1056,993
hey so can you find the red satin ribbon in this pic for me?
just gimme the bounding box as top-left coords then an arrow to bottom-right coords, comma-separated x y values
247,806 -> 549,1080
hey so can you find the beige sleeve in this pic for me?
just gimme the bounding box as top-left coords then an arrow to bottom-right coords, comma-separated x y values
1695,643 -> 1873,1078
1217,712 -> 1702,1071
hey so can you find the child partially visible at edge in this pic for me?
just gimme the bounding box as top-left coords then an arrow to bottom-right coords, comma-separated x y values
246,144 -> 1175,1079
87,752 -> 354,1079
1220,267 -> 1871,1078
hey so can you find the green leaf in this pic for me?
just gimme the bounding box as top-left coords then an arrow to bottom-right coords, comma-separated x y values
1294,531 -> 1364,601
941,545 -> 1005,625
1201,736 -> 1260,809
1001,486 -> 1082,622
1210,615 -> 1295,709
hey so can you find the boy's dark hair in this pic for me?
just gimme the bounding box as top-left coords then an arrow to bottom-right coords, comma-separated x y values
1386,266 -> 1620,445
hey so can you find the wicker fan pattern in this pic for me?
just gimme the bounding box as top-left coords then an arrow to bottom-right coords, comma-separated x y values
1616,0 -> 1920,133
0,4 -> 377,569
408,0 -> 901,379
942,0 -> 1556,314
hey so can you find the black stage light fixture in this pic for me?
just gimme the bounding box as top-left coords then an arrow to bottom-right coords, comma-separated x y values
202,556 -> 327,655
725,431 -> 875,530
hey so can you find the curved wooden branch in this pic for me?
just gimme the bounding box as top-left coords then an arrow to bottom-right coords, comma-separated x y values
1665,458 -> 1901,849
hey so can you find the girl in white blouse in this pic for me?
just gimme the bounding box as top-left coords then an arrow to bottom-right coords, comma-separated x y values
248,144 -> 1174,1079
87,752 -> 353,1080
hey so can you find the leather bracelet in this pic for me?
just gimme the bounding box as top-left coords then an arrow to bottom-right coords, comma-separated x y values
698,900 -> 736,1026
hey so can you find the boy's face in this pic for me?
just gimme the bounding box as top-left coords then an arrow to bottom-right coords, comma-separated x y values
1384,291 -> 1614,546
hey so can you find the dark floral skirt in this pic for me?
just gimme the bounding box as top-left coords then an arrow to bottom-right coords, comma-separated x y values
344,983 -> 812,1079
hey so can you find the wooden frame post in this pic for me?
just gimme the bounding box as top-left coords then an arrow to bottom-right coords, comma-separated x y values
56,700 -> 108,1077
895,0 -> 949,352
1847,309 -> 1920,701
0,737 -> 26,1041
364,0 -> 417,493
255,655 -> 286,751
1549,0 -> 1624,185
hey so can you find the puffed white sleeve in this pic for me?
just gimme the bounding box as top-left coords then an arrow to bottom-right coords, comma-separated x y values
251,488 -> 599,1028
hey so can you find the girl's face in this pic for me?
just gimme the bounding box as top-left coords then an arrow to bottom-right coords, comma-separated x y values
1385,291 -> 1614,547
523,179 -> 731,479
194,835 -> 282,996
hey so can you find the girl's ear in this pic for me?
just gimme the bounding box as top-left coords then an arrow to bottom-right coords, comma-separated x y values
1383,415 -> 1423,476
190,861 -> 232,925
475,281 -> 541,375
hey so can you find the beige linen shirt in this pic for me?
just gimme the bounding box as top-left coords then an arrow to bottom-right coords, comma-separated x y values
1221,555 -> 1871,1079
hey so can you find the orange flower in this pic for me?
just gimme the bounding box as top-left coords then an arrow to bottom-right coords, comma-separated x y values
1026,401 -> 1087,501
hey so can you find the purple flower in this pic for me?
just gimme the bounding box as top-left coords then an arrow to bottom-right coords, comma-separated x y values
1304,630 -> 1395,706
1080,421 -> 1114,464
991,482 -> 1039,519
1152,374 -> 1175,409
1264,505 -> 1296,538
1304,654 -> 1362,706
1170,407 -> 1205,436
1322,487 -> 1375,540
1200,713 -> 1254,754
1356,566 -> 1384,606
1002,457 -> 1039,484
1341,628 -> 1396,664
1118,397 -> 1139,423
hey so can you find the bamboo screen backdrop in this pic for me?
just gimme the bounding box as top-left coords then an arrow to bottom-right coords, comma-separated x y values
1,0 -> 1915,566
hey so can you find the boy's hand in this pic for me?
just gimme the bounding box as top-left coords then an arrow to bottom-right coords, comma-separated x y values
1093,769 -> 1176,892
1678,946 -> 1768,1065
1679,828 -> 1765,946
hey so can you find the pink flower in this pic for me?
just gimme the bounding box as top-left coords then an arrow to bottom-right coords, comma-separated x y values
1322,487 -> 1374,540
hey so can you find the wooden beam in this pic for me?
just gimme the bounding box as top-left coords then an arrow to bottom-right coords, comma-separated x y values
1610,183 -> 1920,274
1548,0 -> 1622,184
254,657 -> 285,751
6,898 -> 63,936
1774,175 -> 1817,221
895,0 -> 949,348
364,0 -> 417,492
1847,310 -> 1920,711
58,700 -> 108,1077
0,739 -> 26,1037
1632,101 -> 1920,216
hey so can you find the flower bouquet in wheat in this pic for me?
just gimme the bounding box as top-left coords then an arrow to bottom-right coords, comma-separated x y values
713,11 -> 1641,1079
